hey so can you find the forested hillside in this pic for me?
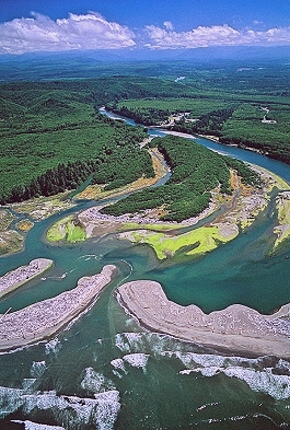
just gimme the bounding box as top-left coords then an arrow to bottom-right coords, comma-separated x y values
102,62 -> 290,165
101,135 -> 261,222
0,76 -> 201,203
1,64 -> 290,205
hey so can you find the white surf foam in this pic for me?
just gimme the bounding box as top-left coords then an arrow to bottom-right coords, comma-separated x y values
12,420 -> 65,429
123,353 -> 149,371
22,379 -> 37,391
0,385 -> 121,429
173,350 -> 290,400
115,332 -> 290,401
224,367 -> 290,401
30,361 -> 46,378
45,338 -> 61,356
94,390 -> 121,430
81,367 -> 115,394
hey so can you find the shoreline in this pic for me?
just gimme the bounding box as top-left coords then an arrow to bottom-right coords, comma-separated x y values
0,265 -> 116,353
117,280 -> 290,359
0,258 -> 54,299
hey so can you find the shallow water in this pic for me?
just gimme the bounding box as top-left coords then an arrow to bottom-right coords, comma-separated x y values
0,114 -> 290,428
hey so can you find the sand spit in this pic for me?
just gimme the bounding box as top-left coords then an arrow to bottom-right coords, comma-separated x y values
117,280 -> 290,359
0,258 -> 53,299
0,265 -> 116,353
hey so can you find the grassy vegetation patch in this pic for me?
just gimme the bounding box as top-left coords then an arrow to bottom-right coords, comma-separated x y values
46,216 -> 86,243
130,225 -> 233,260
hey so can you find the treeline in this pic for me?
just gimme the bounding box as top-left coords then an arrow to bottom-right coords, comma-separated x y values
224,157 -> 262,187
219,135 -> 290,165
102,135 -> 233,222
219,104 -> 290,165
2,139 -> 154,204
105,103 -> 170,126
0,111 -> 154,204
171,107 -> 234,136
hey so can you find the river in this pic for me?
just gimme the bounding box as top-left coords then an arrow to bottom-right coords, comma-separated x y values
0,110 -> 289,429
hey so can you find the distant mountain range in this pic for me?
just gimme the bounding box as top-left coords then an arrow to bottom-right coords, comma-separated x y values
0,45 -> 290,82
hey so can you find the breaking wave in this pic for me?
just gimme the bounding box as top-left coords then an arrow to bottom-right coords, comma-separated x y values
81,367 -> 115,394
123,353 -> 149,371
45,338 -> 61,356
30,361 -> 46,379
12,420 -> 65,429
0,385 -> 120,430
172,351 -> 290,401
115,332 -> 290,401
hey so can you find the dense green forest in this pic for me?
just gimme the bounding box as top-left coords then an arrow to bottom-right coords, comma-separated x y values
1,61 -> 290,205
1,77 -> 187,203
101,135 -> 261,222
104,103 -> 171,126
0,75 -> 201,204
99,61 -> 290,165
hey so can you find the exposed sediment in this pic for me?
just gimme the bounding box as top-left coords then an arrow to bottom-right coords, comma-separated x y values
117,280 -> 290,359
0,265 -> 116,352
0,258 -> 53,299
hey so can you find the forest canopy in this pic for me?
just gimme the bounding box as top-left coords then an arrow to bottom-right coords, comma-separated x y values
0,66 -> 287,205
101,135 -> 261,222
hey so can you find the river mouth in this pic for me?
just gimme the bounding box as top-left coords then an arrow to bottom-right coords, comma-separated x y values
1,109 -> 290,429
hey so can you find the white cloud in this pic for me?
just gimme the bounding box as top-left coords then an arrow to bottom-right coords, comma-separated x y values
163,21 -> 174,31
145,23 -> 290,49
2,12 -> 290,55
0,12 -> 136,54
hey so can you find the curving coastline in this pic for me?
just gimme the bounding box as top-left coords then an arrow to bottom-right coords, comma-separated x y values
0,265 -> 116,352
0,258 -> 53,299
117,280 -> 290,359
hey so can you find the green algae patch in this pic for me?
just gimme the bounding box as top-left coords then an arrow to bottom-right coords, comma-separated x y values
66,222 -> 86,243
47,216 -> 86,243
129,225 -> 236,260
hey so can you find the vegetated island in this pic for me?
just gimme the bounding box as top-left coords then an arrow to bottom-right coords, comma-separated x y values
0,265 -> 116,352
117,280 -> 290,359
0,258 -> 53,299
47,134 -> 290,259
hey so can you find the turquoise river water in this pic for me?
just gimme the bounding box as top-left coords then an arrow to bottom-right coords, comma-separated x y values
0,111 -> 290,429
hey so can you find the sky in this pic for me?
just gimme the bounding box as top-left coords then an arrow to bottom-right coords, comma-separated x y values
1,0 -> 290,55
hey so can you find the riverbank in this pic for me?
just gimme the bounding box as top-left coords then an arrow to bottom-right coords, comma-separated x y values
117,280 -> 290,359
0,258 -> 53,299
0,265 -> 116,353
115,166 -> 280,260
74,147 -> 169,201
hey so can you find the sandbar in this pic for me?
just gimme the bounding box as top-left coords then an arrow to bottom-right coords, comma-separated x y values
117,280 -> 290,359
0,264 -> 116,352
0,258 -> 53,299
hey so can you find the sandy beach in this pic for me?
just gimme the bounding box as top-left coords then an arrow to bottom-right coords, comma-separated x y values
0,264 -> 116,352
117,280 -> 290,359
0,258 -> 53,299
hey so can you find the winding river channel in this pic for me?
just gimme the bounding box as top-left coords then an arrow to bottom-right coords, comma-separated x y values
0,110 -> 290,429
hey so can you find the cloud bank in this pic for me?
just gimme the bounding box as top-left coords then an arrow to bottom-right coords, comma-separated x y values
0,12 -> 136,54
2,12 -> 290,55
145,22 -> 290,49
